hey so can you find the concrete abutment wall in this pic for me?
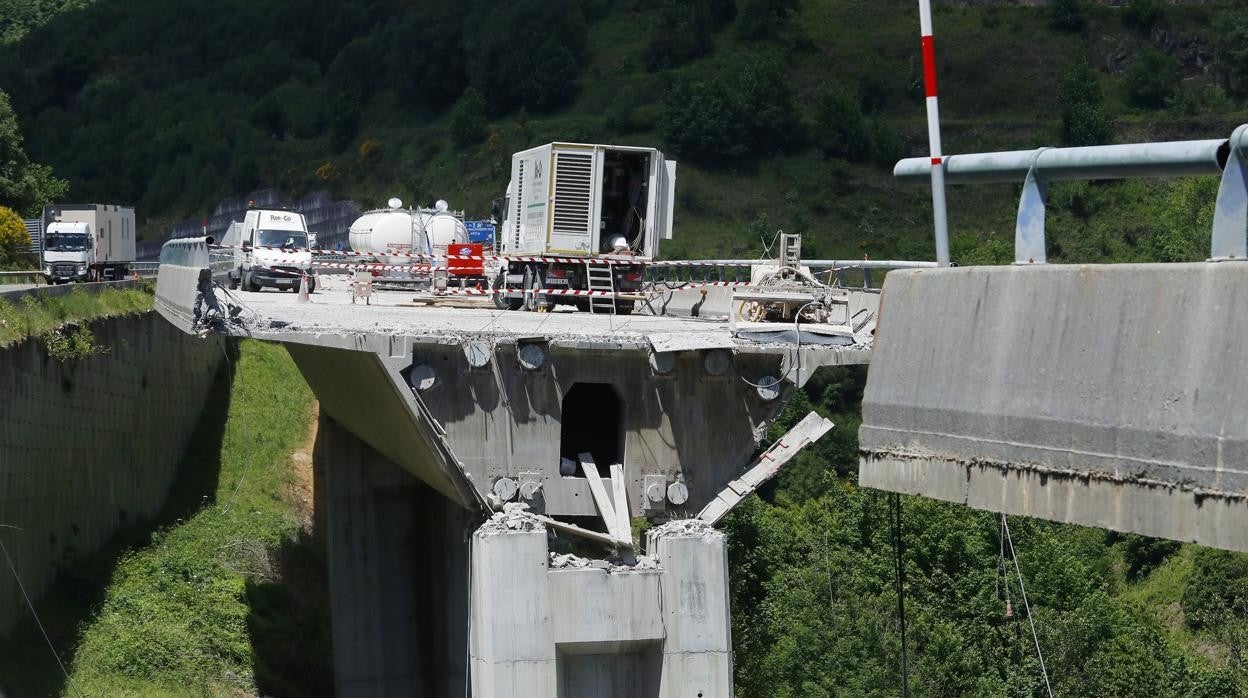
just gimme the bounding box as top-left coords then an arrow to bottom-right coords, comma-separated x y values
0,312 -> 226,635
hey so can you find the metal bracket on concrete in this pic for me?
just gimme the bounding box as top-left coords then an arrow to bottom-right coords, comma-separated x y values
1014,148 -> 1049,265
1211,124 -> 1248,261
697,411 -> 833,525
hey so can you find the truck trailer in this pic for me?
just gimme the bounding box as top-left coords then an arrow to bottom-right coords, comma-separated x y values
41,204 -> 136,283
493,142 -> 676,313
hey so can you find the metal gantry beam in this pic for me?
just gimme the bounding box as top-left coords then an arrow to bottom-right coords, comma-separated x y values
893,126 -> 1248,264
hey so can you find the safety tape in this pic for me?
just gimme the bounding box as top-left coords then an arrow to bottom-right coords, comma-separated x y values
210,244 -> 650,266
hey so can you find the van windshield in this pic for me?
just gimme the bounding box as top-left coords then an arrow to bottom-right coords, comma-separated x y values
257,229 -> 307,249
45,233 -> 90,252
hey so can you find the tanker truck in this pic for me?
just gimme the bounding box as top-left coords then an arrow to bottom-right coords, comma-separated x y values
348,198 -> 481,284
493,142 -> 676,314
41,204 -> 136,283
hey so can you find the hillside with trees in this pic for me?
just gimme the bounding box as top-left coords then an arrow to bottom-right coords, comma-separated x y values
2,0 -> 1248,695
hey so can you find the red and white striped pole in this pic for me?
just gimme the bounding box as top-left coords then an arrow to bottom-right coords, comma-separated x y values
919,0 -> 951,266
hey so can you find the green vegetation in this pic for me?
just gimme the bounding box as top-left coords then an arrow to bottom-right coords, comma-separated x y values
66,341 -> 327,695
1,1 -> 1247,695
0,285 -> 151,346
0,203 -> 31,268
728,369 -> 1247,697
1,0 -> 1244,261
0,340 -> 329,696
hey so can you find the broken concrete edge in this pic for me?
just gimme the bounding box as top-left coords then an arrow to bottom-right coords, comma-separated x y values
858,445 -> 1248,503
476,505 -> 725,571
859,450 -> 1248,553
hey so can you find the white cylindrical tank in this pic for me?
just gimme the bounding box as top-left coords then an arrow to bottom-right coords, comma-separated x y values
423,212 -> 468,255
349,209 -> 431,263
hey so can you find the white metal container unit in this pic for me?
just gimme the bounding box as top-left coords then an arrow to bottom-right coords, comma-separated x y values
41,203 -> 136,282
501,142 -> 675,258
496,142 -> 677,314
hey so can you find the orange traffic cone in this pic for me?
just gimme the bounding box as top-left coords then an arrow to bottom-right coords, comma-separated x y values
297,273 -> 310,303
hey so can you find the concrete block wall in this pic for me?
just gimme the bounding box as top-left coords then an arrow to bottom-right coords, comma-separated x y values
0,312 -> 225,634
859,263 -> 1248,551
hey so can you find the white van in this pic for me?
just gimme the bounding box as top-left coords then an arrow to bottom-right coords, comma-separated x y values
222,208 -> 316,292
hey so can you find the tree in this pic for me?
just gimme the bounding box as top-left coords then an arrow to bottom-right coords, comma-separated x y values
1215,8 -> 1248,96
659,59 -> 799,162
813,87 -> 872,162
1050,0 -> 1087,33
0,89 -> 66,217
0,204 -> 30,268
449,88 -> 488,146
1124,49 -> 1181,108
1058,58 -> 1113,147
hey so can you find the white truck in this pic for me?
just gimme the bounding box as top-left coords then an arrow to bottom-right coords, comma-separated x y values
493,142 -> 676,313
221,207 -> 317,293
41,204 -> 136,283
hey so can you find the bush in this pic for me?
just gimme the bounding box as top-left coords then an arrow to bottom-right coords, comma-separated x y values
1215,8 -> 1248,96
0,204 -> 29,268
659,60 -> 799,162
1125,49 -> 1181,108
735,0 -> 797,40
1058,58 -> 1113,146
1121,534 -> 1180,581
1123,0 -> 1165,34
1050,0 -> 1087,33
813,87 -> 872,162
1182,547 -> 1248,630
449,88 -> 488,146
644,0 -> 735,71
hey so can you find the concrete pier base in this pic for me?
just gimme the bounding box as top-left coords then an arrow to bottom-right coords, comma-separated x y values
470,515 -> 732,698
318,415 -> 473,697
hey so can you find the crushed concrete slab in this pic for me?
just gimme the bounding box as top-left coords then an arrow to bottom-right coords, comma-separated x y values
478,502 -> 543,535
549,551 -> 660,572
647,518 -> 722,539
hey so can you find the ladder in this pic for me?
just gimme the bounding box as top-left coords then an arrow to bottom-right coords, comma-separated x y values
586,262 -> 615,314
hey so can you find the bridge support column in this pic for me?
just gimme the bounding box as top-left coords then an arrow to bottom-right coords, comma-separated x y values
318,415 -> 472,697
469,514 -> 732,698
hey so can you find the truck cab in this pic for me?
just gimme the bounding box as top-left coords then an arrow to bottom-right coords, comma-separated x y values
42,221 -> 93,283
224,208 -> 315,292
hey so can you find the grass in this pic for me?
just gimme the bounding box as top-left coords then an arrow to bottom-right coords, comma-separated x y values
0,285 -> 154,346
0,339 -> 330,697
63,340 -> 327,696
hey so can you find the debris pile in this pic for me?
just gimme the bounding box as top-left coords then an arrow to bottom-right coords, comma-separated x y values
478,502 -> 543,535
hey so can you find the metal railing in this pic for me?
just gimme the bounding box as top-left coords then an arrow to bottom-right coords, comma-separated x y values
894,124 -> 1248,264
646,259 -> 935,290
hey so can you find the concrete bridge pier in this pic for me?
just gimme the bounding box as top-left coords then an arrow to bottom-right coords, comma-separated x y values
318,415 -> 473,697
470,515 -> 732,698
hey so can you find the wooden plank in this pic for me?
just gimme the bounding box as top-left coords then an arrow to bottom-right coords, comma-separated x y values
579,453 -> 621,541
609,464 -> 631,546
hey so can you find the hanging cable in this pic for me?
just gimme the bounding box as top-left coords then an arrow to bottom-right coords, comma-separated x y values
890,493 -> 911,698
0,532 -> 85,698
1002,514 -> 1053,698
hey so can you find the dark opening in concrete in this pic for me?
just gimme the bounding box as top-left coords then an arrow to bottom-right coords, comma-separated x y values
560,383 -> 624,467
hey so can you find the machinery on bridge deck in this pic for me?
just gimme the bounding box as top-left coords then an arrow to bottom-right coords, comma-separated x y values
492,142 -> 676,314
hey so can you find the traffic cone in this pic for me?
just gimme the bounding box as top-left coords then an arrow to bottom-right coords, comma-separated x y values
298,273 -> 310,303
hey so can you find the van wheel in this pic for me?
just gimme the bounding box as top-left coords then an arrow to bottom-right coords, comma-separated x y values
229,271 -> 240,291
246,272 -> 261,292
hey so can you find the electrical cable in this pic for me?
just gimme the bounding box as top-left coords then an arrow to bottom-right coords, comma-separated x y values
891,493 -> 911,698
1002,515 -> 1053,698
0,533 -> 85,698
